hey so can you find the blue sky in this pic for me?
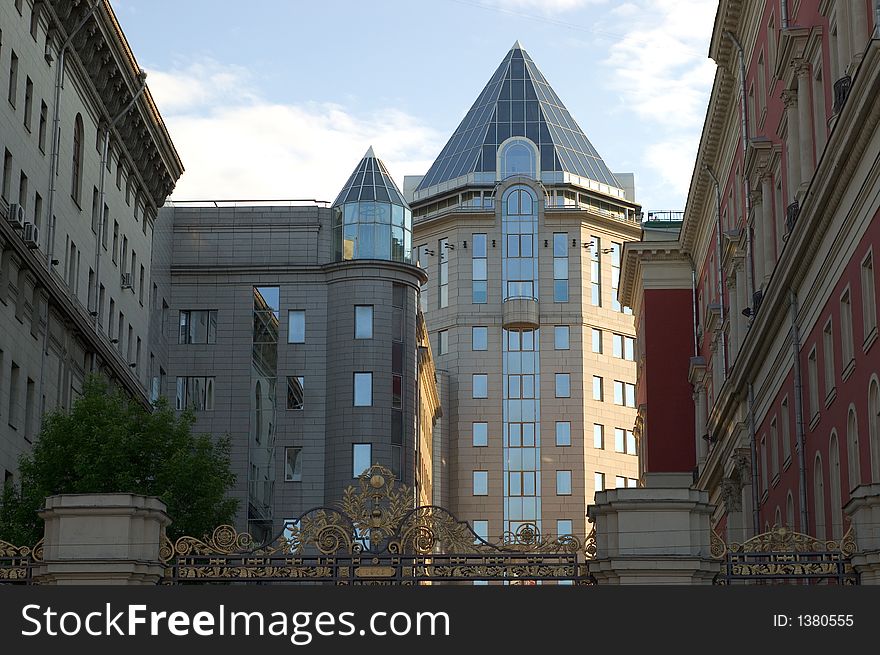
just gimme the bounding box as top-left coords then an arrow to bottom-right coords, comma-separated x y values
111,0 -> 717,211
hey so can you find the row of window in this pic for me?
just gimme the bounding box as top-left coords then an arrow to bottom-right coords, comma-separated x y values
470,373 -> 635,404
806,252 -> 877,420
284,443 -> 377,482
471,470 -> 637,495
470,421 -> 636,453
418,233 -> 631,311
435,325 -> 635,357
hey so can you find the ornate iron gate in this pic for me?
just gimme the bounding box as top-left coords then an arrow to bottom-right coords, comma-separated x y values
712,526 -> 858,585
162,465 -> 596,585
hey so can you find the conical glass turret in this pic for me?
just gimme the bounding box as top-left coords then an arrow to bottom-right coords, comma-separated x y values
332,147 -> 412,263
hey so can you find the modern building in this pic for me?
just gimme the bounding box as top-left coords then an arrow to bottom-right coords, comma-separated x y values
409,42 -> 642,544
620,1 -> 880,544
156,148 -> 439,540
0,0 -> 182,486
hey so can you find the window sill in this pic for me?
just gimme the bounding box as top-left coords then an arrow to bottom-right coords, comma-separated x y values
842,358 -> 856,382
809,411 -> 820,432
864,327 -> 878,354
824,387 -> 837,408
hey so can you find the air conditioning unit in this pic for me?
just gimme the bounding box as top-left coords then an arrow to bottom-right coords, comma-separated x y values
121,272 -> 133,289
44,43 -> 54,64
22,223 -> 39,249
6,203 -> 25,228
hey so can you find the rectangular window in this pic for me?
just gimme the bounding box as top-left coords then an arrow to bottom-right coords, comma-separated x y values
613,380 -> 624,405
23,76 -> 32,130
556,470 -> 572,495
557,519 -> 573,537
8,51 -> 18,107
862,252 -> 877,341
554,325 -> 569,350
555,373 -> 570,398
614,428 -> 625,453
472,520 -> 489,543
612,333 -> 623,358
101,204 -> 109,248
782,397 -> 792,463
760,435 -> 768,492
472,233 -> 487,303
625,336 -> 635,360
473,470 -> 488,496
611,242 -> 624,311
556,421 -> 571,446
615,476 -> 627,489
770,417 -> 780,478
353,444 -> 372,478
286,376 -> 304,410
553,233 -> 569,302
472,326 -> 488,350
178,310 -> 218,344
112,221 -> 119,263
472,374 -> 488,399
2,149 -> 11,201
284,447 -> 302,482
39,102 -> 48,152
808,346 -> 819,419
91,187 -> 100,233
593,423 -> 604,449
417,244 -> 429,312
592,328 -> 602,353
8,362 -> 20,428
287,310 -> 305,343
17,171 -> 27,211
354,305 -> 373,339
625,383 -> 636,408
354,373 -> 372,407
593,376 -> 603,401
626,430 -> 637,455
439,237 -> 449,308
840,288 -> 854,369
590,236 -> 601,306
472,422 -> 488,447
24,378 -> 34,441
175,377 -> 215,411
823,318 -> 835,398
594,472 -> 605,492
438,329 -> 449,355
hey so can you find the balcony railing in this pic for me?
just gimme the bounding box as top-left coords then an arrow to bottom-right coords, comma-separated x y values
833,75 -> 852,114
641,210 -> 684,223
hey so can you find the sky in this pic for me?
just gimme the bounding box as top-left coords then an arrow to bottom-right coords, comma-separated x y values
110,0 -> 718,212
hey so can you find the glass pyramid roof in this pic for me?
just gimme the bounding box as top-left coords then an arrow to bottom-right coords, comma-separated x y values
415,42 -> 621,194
332,146 -> 409,208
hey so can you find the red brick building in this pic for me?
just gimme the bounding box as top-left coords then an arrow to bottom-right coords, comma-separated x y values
620,0 -> 880,544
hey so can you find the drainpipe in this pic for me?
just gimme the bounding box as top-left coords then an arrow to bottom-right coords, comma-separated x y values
747,382 -> 760,535
789,289 -> 809,530
724,31 -> 755,303
46,0 -> 102,269
704,165 -> 727,373
781,0 -> 789,29
92,71 -> 147,328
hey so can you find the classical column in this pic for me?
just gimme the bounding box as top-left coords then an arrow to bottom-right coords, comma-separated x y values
849,0 -> 868,65
734,448 -> 756,539
749,190 -> 765,287
727,273 -> 740,360
735,259 -> 749,349
795,61 -> 815,191
837,0 -> 853,76
694,388 -> 708,465
722,477 -> 745,544
781,90 -> 801,196
760,174 -> 775,286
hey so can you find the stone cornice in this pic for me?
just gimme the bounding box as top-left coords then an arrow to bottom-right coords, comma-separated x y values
46,1 -> 183,209
619,239 -> 692,309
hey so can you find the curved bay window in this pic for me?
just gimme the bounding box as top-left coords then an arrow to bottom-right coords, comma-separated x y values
502,185 -> 538,300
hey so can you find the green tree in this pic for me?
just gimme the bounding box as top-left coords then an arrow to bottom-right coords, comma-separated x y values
0,376 -> 237,545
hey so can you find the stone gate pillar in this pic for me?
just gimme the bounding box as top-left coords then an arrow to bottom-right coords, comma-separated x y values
844,484 -> 880,584
34,493 -> 170,585
587,473 -> 721,584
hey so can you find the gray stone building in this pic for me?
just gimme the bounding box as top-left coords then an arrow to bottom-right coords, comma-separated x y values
409,43 -> 642,545
156,149 -> 429,541
0,1 -> 181,485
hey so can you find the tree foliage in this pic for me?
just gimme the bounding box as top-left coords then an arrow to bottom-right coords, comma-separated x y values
0,376 -> 237,544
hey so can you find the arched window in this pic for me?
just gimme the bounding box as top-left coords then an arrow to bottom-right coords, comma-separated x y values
501,184 -> 538,300
814,453 -> 826,540
847,405 -> 861,491
71,113 -> 84,204
774,506 -> 782,528
499,138 -> 537,179
870,378 -> 880,482
829,432 -> 843,538
786,491 -> 795,529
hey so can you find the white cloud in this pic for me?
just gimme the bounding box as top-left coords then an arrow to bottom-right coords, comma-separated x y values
603,0 -> 715,203
147,61 -> 444,201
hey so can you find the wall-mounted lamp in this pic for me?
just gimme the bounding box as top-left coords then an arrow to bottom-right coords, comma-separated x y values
110,339 -> 119,344
463,241 -> 468,249
424,249 -> 435,256
543,239 -> 549,248
128,362 -> 137,368
601,247 -> 614,254
571,238 -> 577,248
492,240 -> 496,248
583,243 -> 593,250
701,433 -> 717,443
444,242 -> 455,250
741,307 -> 753,317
